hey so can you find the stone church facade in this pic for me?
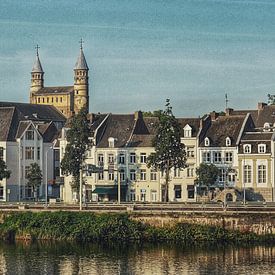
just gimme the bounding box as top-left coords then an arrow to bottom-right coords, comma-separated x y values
29,45 -> 89,118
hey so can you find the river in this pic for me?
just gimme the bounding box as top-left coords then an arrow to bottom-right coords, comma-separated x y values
0,241 -> 273,274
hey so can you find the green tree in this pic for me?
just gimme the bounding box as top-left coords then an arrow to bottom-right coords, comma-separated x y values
195,163 -> 219,188
142,110 -> 163,117
0,159 -> 11,181
147,99 -> 187,202
268,94 -> 275,105
61,108 -> 92,194
26,163 -> 42,201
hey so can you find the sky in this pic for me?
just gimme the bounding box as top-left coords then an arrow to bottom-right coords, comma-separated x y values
1,0 -> 275,117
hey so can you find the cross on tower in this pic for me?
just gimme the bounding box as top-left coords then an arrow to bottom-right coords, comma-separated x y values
79,38 -> 84,50
35,44 -> 40,56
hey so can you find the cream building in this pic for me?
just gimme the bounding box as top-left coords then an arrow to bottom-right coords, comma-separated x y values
30,44 -> 89,118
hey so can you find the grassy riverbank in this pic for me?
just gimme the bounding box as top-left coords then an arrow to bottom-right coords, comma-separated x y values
0,212 -> 273,244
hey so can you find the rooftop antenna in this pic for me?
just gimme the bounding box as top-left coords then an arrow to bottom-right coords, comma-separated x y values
225,93 -> 229,109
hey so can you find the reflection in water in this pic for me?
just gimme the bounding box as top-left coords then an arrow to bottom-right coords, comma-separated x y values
0,241 -> 274,275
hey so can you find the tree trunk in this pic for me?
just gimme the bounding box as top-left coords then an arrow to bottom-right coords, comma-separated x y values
164,167 -> 170,202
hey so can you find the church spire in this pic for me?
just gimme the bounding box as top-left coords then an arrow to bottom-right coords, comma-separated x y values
32,44 -> 44,73
74,39 -> 89,70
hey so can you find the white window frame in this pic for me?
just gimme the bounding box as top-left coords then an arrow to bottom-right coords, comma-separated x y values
258,144 -> 266,154
226,137 -> 231,147
204,137 -> 210,147
243,144 -> 251,154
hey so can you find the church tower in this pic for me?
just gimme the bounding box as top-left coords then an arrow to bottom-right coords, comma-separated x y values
30,45 -> 44,103
74,40 -> 89,114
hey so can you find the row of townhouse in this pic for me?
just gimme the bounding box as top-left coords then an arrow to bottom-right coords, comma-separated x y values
1,101 -> 275,203
60,102 -> 275,203
0,102 -> 66,202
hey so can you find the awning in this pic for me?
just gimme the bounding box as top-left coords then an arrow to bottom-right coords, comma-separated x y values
92,185 -> 127,195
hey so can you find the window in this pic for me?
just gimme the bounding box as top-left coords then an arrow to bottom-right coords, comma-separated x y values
184,125 -> 192,138
258,165 -> 266,184
151,190 -> 157,202
228,173 -> 235,183
202,152 -> 211,163
51,97 -> 54,103
218,169 -> 226,182
108,154 -> 114,164
174,185 -> 182,199
56,97 -> 58,103
60,97 -> 62,103
243,144 -> 251,154
26,130 -> 34,140
226,137 -> 231,147
25,147 -> 34,160
150,170 -> 157,181
0,147 -> 3,160
140,169 -> 146,181
118,153 -> 125,164
42,98 -> 45,103
108,137 -> 115,148
119,169 -> 125,181
130,169 -> 136,181
38,98 -> 40,103
244,165 -> 252,184
140,189 -> 146,201
98,172 -> 104,180
174,168 -> 180,178
186,147 -> 195,158
108,172 -> 114,181
187,167 -> 194,178
140,153 -> 147,163
98,154 -> 104,166
187,185 -> 195,199
258,144 -> 266,154
204,137 -> 210,146
213,152 -> 221,163
0,186 -> 4,200
130,190 -> 135,201
37,147 -> 40,160
54,149 -> 60,161
25,166 -> 30,178
130,153 -> 136,164
47,97 -> 49,103
225,152 -> 233,162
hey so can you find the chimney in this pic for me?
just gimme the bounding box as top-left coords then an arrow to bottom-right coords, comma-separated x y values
225,108 -> 233,116
258,102 -> 267,111
134,111 -> 143,120
210,111 -> 218,121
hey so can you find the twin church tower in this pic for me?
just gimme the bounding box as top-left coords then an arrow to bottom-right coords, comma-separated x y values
30,41 -> 89,118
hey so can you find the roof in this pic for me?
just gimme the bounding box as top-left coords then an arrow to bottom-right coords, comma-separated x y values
0,107 -> 15,141
74,49 -> 89,70
200,115 -> 246,147
256,105 -> 275,128
96,114 -> 135,148
0,102 -> 66,123
231,110 -> 258,124
34,86 -> 74,95
32,55 -> 43,73
178,118 -> 201,137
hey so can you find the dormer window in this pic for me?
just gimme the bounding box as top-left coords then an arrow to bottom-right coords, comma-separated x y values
264,122 -> 271,131
204,137 -> 210,147
108,137 -> 115,148
258,144 -> 266,153
226,137 -> 231,147
243,144 -> 251,154
183,124 -> 192,138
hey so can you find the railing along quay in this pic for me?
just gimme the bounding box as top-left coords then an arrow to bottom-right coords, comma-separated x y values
0,202 -> 274,213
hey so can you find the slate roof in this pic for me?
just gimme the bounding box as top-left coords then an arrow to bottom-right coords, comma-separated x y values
0,102 -> 66,122
74,49 -> 89,70
256,105 -> 275,128
0,102 -> 65,142
32,55 -> 43,73
178,118 -> 201,137
200,115 -> 246,147
96,114 -> 135,148
231,110 -> 258,124
239,132 -> 272,154
34,86 -> 74,95
0,107 -> 15,141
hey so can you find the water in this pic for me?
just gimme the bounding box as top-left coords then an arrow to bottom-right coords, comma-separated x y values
0,241 -> 274,275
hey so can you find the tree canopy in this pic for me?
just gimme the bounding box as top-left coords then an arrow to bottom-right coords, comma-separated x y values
61,108 -> 92,191
26,163 -> 42,200
147,99 -> 187,202
0,159 -> 11,181
195,163 -> 219,187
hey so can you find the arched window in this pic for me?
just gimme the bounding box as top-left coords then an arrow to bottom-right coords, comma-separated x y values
243,144 -> 251,154
258,144 -> 266,153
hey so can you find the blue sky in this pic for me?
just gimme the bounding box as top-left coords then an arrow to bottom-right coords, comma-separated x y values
1,0 -> 275,116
